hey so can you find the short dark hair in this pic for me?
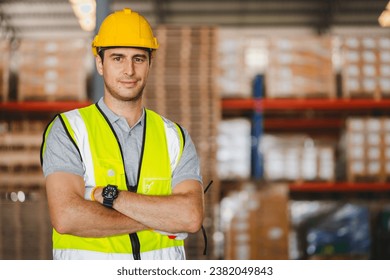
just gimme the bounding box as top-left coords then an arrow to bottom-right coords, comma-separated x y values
97,47 -> 153,64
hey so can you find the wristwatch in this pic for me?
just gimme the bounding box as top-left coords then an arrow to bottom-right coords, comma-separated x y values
102,184 -> 119,208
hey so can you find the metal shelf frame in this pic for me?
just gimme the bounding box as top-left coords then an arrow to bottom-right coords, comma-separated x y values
290,181 -> 390,193
0,101 -> 92,112
222,98 -> 390,111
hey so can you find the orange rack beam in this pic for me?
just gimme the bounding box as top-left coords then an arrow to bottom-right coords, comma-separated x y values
222,98 -> 390,111
0,101 -> 92,112
290,182 -> 390,192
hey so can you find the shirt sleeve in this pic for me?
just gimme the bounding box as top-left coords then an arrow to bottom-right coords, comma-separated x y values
41,116 -> 85,178
171,126 -> 203,189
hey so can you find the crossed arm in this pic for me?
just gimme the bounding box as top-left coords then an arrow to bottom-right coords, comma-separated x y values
45,171 -> 204,238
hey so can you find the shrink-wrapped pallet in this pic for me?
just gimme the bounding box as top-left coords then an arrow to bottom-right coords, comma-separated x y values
341,36 -> 390,99
266,36 -> 336,99
16,39 -> 91,101
222,183 -> 289,260
346,117 -> 390,181
217,118 -> 251,180
260,134 -> 335,182
217,29 -> 268,97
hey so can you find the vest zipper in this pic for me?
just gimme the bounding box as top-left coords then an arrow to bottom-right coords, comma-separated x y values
130,233 -> 141,260
128,110 -> 147,260
95,103 -> 143,260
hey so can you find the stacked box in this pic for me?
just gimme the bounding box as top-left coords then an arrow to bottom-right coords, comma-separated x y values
346,117 -> 390,181
253,184 -> 290,259
384,119 -> 390,180
220,183 -> 257,259
266,36 -> 336,99
16,39 -> 90,101
217,118 -> 251,180
0,40 -> 10,101
223,183 -> 289,259
341,36 -> 390,99
144,26 -> 220,259
217,29 -> 268,97
218,32 -> 248,97
0,120 -> 46,188
260,134 -> 335,182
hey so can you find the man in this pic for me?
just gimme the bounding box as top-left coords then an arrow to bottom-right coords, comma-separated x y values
40,8 -> 204,260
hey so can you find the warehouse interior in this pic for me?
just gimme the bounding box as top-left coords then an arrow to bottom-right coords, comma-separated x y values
0,0 -> 390,260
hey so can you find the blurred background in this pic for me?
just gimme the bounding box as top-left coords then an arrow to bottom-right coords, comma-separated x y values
0,0 -> 390,260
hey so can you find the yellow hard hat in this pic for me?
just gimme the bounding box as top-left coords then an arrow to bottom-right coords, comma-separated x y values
92,8 -> 159,56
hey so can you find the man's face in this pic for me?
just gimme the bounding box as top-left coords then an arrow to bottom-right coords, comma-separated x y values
96,47 -> 150,102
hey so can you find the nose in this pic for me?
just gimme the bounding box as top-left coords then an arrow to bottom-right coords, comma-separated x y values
123,61 -> 135,76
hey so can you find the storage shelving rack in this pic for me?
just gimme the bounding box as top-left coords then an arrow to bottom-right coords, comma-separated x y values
221,97 -> 390,193
221,95 -> 390,260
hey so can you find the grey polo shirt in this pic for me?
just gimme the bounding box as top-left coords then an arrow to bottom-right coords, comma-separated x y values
42,98 -> 202,189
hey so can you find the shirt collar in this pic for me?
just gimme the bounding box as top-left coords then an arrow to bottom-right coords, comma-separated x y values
97,97 -> 145,129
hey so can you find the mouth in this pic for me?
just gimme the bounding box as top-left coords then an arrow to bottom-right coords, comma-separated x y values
119,80 -> 137,87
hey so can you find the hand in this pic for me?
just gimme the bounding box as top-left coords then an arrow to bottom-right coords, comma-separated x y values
154,230 -> 188,240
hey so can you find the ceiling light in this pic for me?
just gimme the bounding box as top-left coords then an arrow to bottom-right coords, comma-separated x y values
69,0 -> 96,32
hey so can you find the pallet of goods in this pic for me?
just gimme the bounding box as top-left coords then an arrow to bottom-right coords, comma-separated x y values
266,36 -> 336,99
144,25 -> 220,259
260,134 -> 336,182
217,118 -> 251,180
16,39 -> 90,101
0,120 -> 46,188
217,29 -> 268,98
222,183 -> 289,260
0,40 -> 10,102
341,36 -> 390,99
346,117 -> 390,182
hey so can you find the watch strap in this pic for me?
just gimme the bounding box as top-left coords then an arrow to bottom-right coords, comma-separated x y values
103,197 -> 114,208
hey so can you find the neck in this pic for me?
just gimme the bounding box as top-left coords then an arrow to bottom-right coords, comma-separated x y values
103,96 -> 143,127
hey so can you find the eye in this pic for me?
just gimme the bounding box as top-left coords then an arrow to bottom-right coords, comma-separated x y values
134,56 -> 146,64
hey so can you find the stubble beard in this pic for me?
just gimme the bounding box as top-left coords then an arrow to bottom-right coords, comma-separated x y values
105,80 -> 145,103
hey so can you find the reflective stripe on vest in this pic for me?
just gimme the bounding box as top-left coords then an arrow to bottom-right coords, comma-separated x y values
42,104 -> 185,260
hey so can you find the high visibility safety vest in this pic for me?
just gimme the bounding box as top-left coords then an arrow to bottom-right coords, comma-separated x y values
41,103 -> 186,260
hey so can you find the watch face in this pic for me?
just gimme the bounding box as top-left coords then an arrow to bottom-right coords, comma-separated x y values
103,185 -> 118,199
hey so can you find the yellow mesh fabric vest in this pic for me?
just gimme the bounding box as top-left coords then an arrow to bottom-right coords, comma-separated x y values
42,104 -> 185,259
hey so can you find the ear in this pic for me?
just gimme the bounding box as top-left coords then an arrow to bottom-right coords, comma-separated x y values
149,50 -> 156,68
95,55 -> 103,76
